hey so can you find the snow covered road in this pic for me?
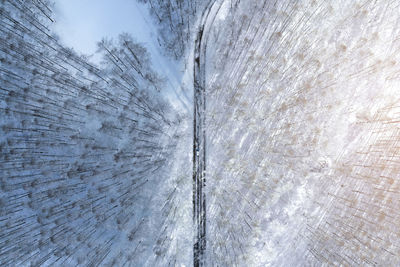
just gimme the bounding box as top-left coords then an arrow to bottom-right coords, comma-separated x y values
192,1 -> 225,265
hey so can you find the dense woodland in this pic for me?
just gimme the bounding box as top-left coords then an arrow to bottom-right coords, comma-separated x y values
205,0 -> 400,265
4,0 -> 400,266
138,0 -> 206,59
0,0 -> 191,265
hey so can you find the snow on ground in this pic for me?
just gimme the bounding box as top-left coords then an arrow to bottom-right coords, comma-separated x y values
205,0 -> 400,266
0,0 -> 194,265
52,0 -> 190,112
3,0 -> 400,266
50,3 -> 197,262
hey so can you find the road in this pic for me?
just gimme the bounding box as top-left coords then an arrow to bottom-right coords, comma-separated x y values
193,1 -> 225,266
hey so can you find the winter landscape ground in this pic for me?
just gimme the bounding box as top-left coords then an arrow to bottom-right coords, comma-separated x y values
2,0 -> 400,266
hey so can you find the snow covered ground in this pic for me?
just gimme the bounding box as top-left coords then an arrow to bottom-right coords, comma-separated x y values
205,0 -> 400,265
0,0 -> 192,265
52,0 -> 190,113
2,0 -> 400,266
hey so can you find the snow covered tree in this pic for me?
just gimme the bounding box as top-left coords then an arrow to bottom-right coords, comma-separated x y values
0,0 -> 188,265
204,0 -> 400,265
138,0 -> 205,60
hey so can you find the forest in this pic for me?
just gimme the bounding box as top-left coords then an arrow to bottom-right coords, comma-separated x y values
2,0 -> 400,266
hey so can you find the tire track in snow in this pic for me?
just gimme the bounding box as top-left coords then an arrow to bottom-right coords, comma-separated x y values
193,1 -> 225,265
